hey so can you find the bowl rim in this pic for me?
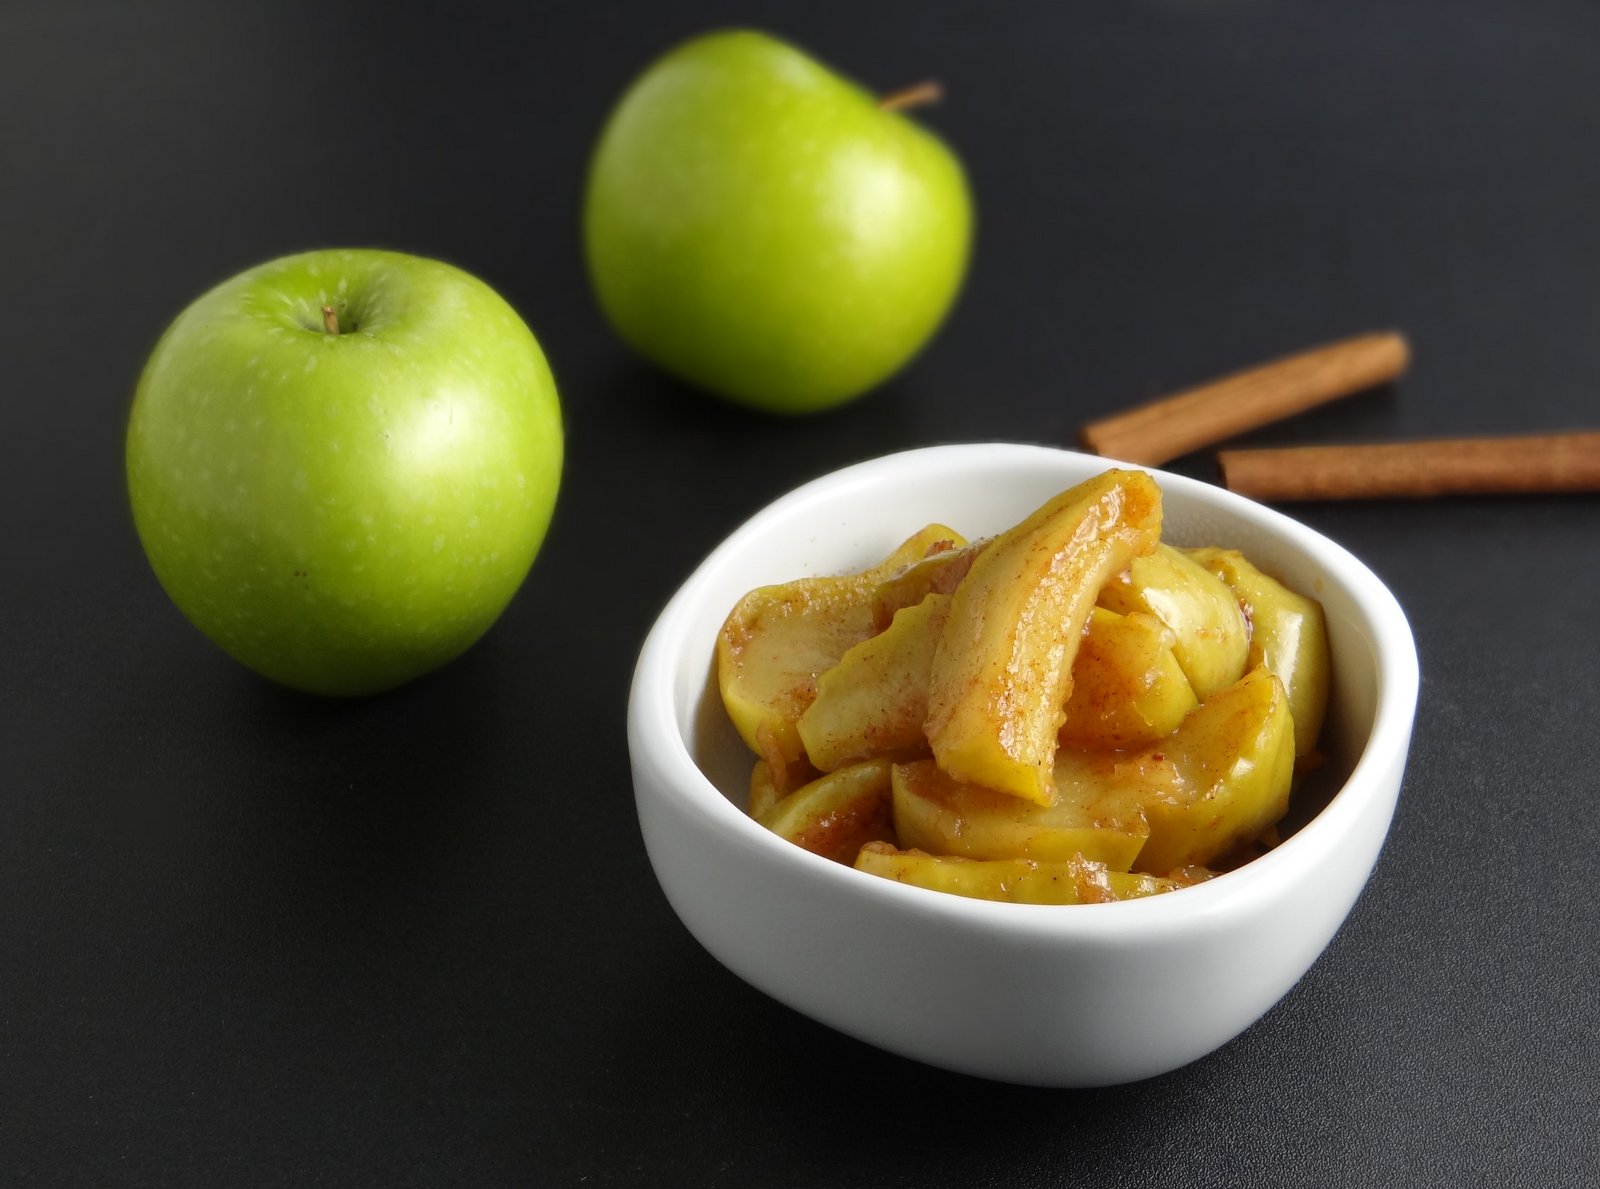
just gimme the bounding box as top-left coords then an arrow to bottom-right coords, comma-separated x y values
629,442 -> 1419,938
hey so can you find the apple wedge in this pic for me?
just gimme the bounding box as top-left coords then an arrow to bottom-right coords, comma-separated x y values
869,538 -> 986,631
1058,607 -> 1198,752
1096,543 -> 1250,701
1184,547 -> 1330,757
756,759 -> 896,864
803,602 -> 1198,772
924,469 -> 1163,805
1119,665 -> 1297,872
717,524 -> 964,765
747,756 -> 821,819
892,757 -> 1151,869
798,593 -> 949,772
898,665 -> 1295,875
854,842 -> 1190,904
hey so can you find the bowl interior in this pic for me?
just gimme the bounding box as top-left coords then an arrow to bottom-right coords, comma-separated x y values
668,444 -> 1396,862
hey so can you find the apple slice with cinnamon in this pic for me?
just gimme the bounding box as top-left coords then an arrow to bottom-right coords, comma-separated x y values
924,470 -> 1162,805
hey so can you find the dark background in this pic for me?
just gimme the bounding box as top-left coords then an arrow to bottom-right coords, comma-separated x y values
4,1 -> 1597,1185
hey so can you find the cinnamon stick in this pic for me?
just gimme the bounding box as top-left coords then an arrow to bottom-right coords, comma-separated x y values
1218,433 -> 1600,500
1080,331 -> 1410,466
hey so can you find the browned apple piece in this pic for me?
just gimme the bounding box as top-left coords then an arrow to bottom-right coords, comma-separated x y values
854,842 -> 1106,904
869,538 -> 986,630
797,594 -> 950,772
1184,546 -> 1330,757
1097,543 -> 1250,700
925,470 -> 1163,805
854,843 -> 1192,904
805,602 -> 1196,772
746,755 -> 820,819
748,760 -> 784,819
757,759 -> 896,864
1102,869 -> 1194,900
1058,607 -> 1198,752
1085,665 -> 1296,873
717,524 -> 965,765
891,758 -> 1150,870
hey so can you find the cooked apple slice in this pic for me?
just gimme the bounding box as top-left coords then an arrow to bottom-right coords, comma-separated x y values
1118,665 -> 1296,872
1096,543 -> 1250,701
798,593 -> 949,772
899,666 -> 1294,875
1058,607 -> 1199,751
717,524 -> 965,765
925,470 -> 1163,805
748,760 -> 783,819
746,755 -> 820,819
891,758 -> 1150,870
854,842 -> 1190,904
757,758 -> 896,864
1184,547 -> 1330,757
1105,868 -> 1208,899
1038,665 -> 1295,873
855,842 -> 1105,904
806,602 -> 1196,771
870,538 -> 986,630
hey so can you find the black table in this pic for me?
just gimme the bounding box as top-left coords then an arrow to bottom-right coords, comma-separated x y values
5,3 -> 1596,1184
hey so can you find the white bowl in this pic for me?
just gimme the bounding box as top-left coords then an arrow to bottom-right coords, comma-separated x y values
628,443 -> 1418,1086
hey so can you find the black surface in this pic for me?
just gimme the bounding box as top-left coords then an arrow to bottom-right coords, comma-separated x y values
4,2 -> 1597,1185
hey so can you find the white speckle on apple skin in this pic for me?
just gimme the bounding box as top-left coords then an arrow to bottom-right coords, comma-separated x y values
432,535 -> 446,553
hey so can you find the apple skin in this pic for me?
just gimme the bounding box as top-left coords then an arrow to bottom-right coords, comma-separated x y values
126,249 -> 563,696
583,29 -> 973,414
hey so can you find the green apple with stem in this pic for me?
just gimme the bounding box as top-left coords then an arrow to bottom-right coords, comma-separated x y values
583,29 -> 974,414
126,249 -> 563,696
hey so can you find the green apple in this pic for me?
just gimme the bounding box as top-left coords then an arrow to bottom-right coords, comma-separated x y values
126,249 -> 563,696
583,29 -> 973,414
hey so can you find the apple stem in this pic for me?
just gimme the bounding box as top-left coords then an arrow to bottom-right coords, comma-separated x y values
322,305 -> 339,335
878,80 -> 943,113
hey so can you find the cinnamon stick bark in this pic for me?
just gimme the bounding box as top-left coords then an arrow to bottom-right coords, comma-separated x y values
1218,433 -> 1600,500
1080,332 -> 1410,466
